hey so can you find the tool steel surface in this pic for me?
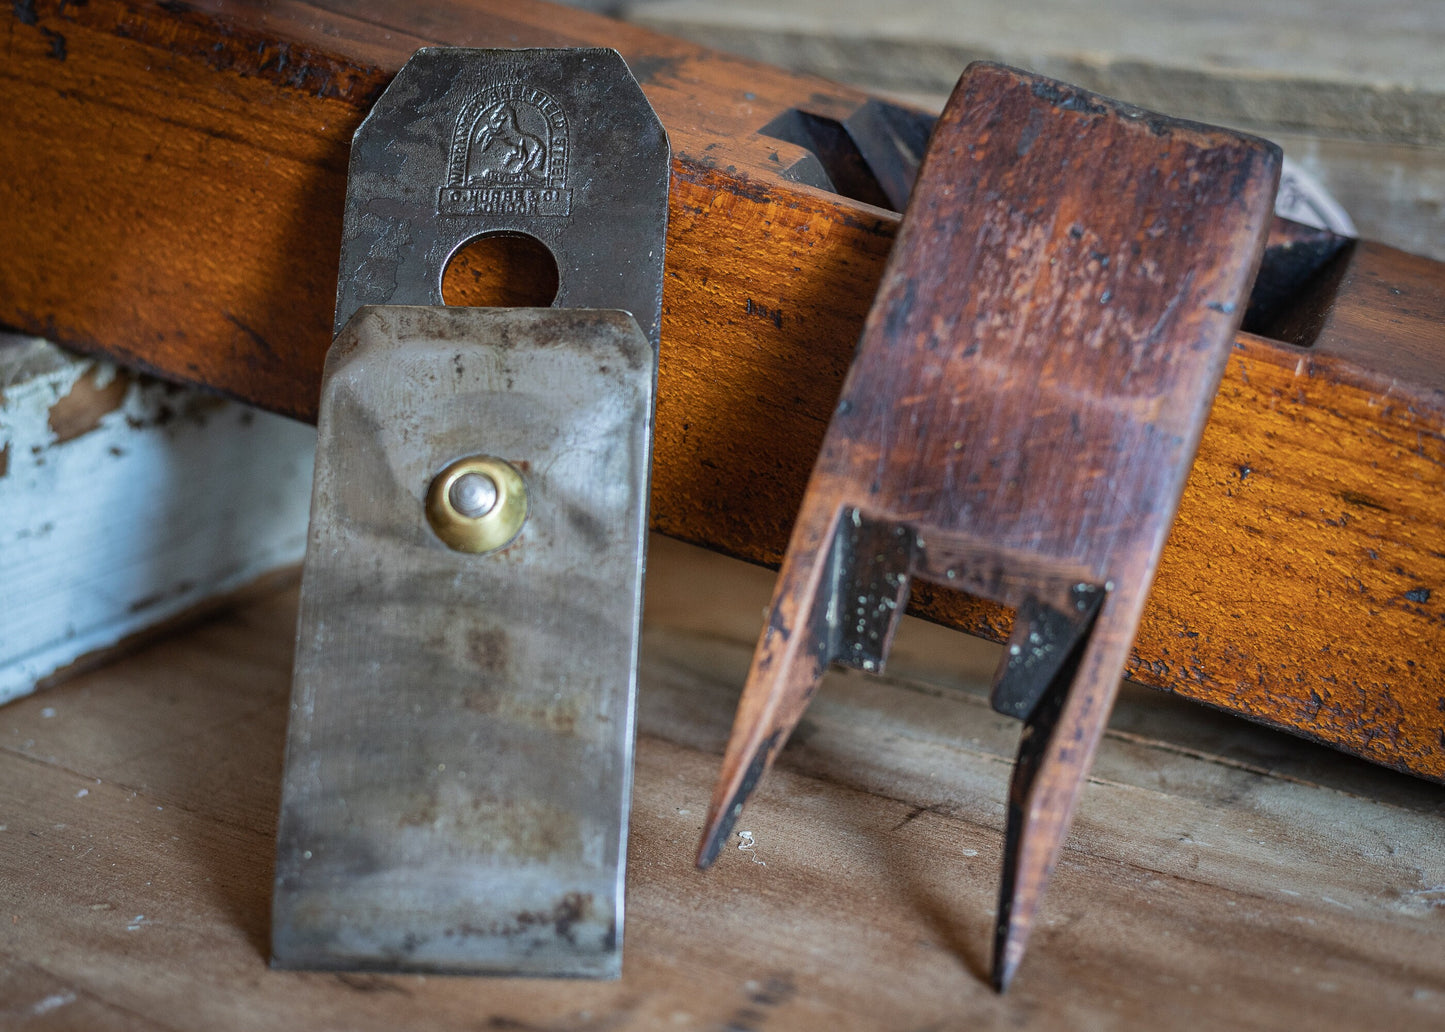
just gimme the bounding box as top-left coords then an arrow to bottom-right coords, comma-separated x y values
273,47 -> 668,977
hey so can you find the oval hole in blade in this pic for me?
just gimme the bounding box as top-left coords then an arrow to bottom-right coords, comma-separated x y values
441,231 -> 560,308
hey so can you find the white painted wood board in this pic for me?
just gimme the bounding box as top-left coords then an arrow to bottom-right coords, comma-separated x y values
0,334 -> 315,704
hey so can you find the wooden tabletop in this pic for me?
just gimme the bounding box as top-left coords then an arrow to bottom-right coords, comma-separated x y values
2,536 -> 1442,1029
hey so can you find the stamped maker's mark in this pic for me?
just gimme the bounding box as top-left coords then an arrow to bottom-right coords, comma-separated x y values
439,83 -> 572,217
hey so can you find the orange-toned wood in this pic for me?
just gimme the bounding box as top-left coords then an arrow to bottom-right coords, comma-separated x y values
1,0 -> 1442,782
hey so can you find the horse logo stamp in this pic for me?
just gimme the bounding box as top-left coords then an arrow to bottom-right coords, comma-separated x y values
439,83 -> 572,217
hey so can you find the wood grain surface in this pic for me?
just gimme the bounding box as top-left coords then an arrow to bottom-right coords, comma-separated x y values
697,63 -> 1282,988
1,0 -> 1442,783
627,0 -> 1445,261
0,335 -> 314,705
629,0 -> 1445,142
1,537 -> 1442,1029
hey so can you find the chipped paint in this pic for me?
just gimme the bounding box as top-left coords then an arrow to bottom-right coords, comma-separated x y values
0,334 -> 315,704
47,365 -> 131,443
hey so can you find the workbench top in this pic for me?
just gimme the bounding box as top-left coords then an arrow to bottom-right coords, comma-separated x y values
2,536 -> 1442,1029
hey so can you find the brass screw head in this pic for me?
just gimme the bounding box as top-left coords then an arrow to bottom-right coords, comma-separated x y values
425,455 -> 527,553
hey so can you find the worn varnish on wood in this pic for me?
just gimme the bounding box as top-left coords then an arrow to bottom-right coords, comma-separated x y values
1,0 -> 1443,783
697,63 -> 1281,990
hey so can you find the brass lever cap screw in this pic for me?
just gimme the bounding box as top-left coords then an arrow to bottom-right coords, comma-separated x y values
426,455 -> 527,553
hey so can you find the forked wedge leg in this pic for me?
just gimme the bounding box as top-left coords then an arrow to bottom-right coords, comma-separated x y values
697,61 -> 1280,990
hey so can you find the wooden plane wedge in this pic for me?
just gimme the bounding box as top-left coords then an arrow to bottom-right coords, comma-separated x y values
695,61 -> 1282,992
